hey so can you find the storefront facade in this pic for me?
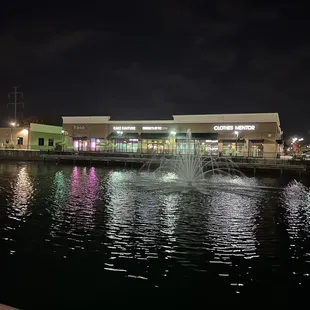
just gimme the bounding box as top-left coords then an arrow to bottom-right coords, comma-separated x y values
0,123 -> 63,150
62,113 -> 283,158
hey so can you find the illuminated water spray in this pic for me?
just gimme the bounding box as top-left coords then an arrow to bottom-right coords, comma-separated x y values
138,129 -> 266,195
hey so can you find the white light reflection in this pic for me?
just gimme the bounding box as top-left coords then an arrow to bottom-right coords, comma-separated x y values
105,171 -> 137,228
282,180 -> 310,283
53,171 -> 68,206
160,194 -> 180,243
49,170 -> 69,237
105,170 -> 161,272
162,172 -> 178,182
105,171 -> 137,248
282,180 -> 310,239
208,186 -> 261,260
9,166 -> 35,219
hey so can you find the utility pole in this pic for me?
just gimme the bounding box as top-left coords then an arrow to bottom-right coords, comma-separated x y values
8,86 -> 24,124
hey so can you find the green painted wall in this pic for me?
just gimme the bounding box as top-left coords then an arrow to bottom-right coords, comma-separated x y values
29,123 -> 63,150
29,131 -> 63,150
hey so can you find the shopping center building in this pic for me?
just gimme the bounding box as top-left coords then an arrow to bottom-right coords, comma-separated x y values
0,123 -> 63,150
62,113 -> 283,158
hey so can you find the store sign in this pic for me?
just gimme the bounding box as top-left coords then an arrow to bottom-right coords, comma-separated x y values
214,125 -> 255,131
113,126 -> 136,131
142,126 -> 167,130
73,125 -> 85,130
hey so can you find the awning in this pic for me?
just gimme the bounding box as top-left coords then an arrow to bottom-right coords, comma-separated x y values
107,132 -> 140,139
249,139 -> 264,144
176,133 -> 218,140
221,138 -> 246,143
140,133 -> 169,139
73,136 -> 88,140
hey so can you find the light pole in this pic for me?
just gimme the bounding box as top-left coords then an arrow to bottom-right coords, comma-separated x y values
61,130 -> 64,151
10,122 -> 16,143
61,130 -> 68,152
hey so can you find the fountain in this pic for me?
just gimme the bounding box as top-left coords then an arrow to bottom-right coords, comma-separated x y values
138,129 -> 282,196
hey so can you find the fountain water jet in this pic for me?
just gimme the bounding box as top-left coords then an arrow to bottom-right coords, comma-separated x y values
137,129 -> 283,196
138,129 -> 260,194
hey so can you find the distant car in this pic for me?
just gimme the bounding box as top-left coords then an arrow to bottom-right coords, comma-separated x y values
302,152 -> 310,160
280,155 -> 293,160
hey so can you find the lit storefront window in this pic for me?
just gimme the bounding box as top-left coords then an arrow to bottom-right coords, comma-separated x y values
175,133 -> 218,156
222,140 -> 245,157
73,139 -> 88,151
141,139 -> 171,154
249,140 -> 264,157
107,131 -> 140,153
203,140 -> 218,156
90,138 -> 96,151
114,139 -> 139,153
95,139 -> 114,152
176,140 -> 195,155
176,140 -> 218,155
140,133 -> 171,154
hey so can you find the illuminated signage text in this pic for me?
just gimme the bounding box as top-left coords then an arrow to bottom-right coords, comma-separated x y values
73,125 -> 85,130
113,126 -> 136,131
214,125 -> 255,131
142,126 -> 168,130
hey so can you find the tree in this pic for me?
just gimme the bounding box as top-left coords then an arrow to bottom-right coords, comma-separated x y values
6,141 -> 15,149
97,141 -> 115,152
21,116 -> 44,127
290,138 -> 307,155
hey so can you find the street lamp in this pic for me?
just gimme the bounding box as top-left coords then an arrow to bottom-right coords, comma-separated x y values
9,121 -> 17,142
61,130 -> 68,152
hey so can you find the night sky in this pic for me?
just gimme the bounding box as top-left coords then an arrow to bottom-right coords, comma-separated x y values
0,1 -> 308,139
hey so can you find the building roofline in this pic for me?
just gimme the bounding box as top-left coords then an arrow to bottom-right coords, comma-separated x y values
62,116 -> 111,124
62,113 -> 280,126
30,123 -> 62,134
173,113 -> 280,125
109,120 -> 174,124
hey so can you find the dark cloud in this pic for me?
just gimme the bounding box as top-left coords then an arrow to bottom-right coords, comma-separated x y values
0,1 -> 309,139
42,30 -> 95,59
0,22 -> 96,76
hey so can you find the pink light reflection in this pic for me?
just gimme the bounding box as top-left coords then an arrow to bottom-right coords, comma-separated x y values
87,167 -> 100,206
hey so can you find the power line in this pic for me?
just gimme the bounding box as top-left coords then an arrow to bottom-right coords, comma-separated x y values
8,86 -> 24,124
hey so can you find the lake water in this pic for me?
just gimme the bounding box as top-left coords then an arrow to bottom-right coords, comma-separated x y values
0,162 -> 310,307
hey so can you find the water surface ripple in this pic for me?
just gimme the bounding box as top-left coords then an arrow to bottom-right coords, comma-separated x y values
0,163 -> 310,306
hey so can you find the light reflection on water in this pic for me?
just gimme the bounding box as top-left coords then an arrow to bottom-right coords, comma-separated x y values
1,163 -> 310,306
281,180 -> 310,281
282,180 -> 310,233
208,191 -> 260,259
8,166 -> 36,219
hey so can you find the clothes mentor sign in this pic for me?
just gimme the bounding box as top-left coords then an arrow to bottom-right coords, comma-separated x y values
214,125 -> 255,131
